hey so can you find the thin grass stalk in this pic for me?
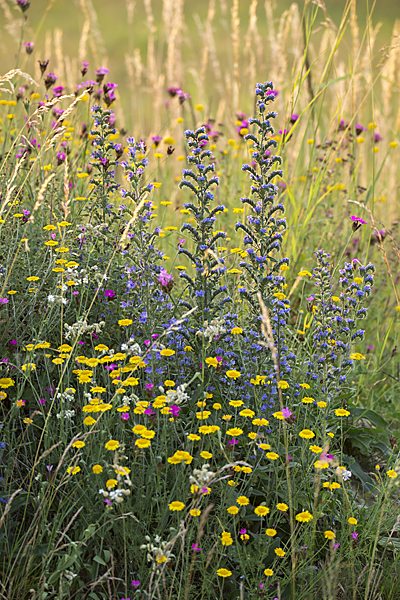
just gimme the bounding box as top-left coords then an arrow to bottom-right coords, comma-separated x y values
231,0 -> 240,114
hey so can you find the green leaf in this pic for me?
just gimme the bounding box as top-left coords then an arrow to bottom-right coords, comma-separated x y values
350,407 -> 388,428
347,458 -> 375,492
103,549 -> 111,563
93,555 -> 107,566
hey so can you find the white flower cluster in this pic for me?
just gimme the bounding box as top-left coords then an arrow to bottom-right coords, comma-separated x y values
196,318 -> 226,342
56,387 -> 76,402
56,409 -> 75,421
98,456 -> 133,505
140,535 -> 172,565
64,319 -> 105,340
78,263 -> 109,286
47,294 -> 68,305
98,487 -> 131,504
336,467 -> 352,481
121,339 -> 142,354
121,392 -> 139,407
158,383 -> 189,405
189,464 -> 215,487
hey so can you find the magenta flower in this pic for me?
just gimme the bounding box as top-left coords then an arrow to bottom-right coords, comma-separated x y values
158,269 -> 174,292
81,62 -> 89,76
282,407 -> 292,418
350,216 -> 367,225
56,152 -> 66,165
158,269 -> 173,285
121,413 -> 129,421
192,543 -> 201,551
105,289 -> 115,299
351,532 -> 358,540
131,580 -> 140,588
355,124 -> 367,136
17,0 -> 30,12
53,86 -> 65,98
0,298 -> 9,304
95,67 -> 109,83
44,73 -> 58,90
104,498 -> 112,506
23,42 -> 34,54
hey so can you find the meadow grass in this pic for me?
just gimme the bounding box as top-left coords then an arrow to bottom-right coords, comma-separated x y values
0,0 -> 399,599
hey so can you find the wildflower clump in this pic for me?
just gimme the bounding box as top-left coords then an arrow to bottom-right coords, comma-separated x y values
0,65 -> 396,600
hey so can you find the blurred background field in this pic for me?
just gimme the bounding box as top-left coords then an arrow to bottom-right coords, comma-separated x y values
2,0 -> 400,132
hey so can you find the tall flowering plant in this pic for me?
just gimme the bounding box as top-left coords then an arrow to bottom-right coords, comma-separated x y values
89,105 -> 122,224
178,126 -> 230,318
236,82 -> 289,310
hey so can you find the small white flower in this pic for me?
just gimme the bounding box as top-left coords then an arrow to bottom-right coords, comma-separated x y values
47,295 -> 55,303
341,469 -> 352,481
